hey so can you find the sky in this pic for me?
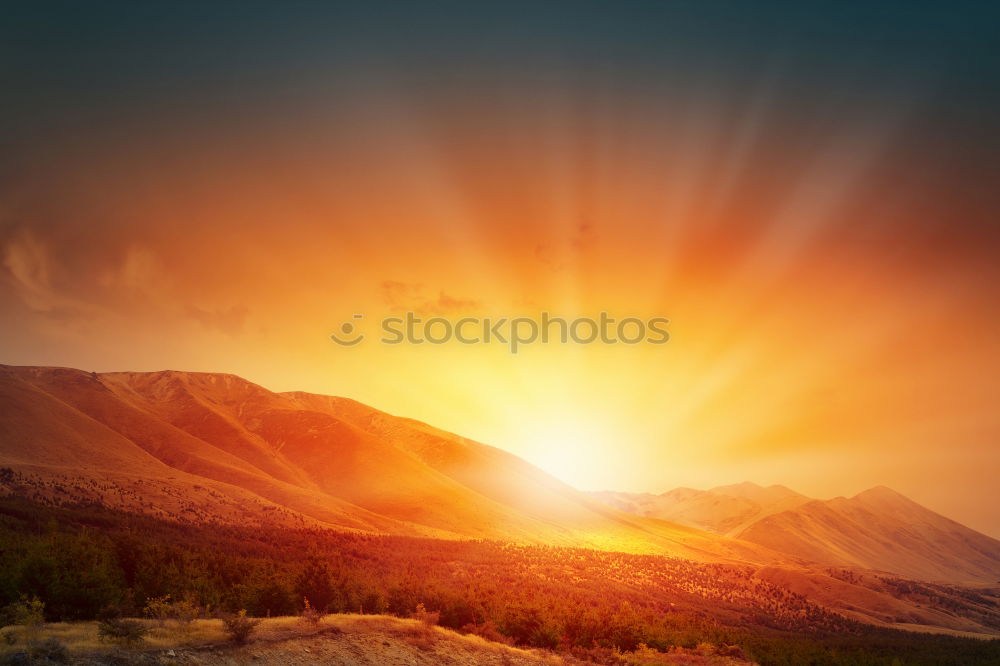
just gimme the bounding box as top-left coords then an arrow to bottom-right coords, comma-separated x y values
2,2 -> 999,536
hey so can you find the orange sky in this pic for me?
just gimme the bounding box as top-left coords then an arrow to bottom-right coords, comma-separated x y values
2,4 -> 999,536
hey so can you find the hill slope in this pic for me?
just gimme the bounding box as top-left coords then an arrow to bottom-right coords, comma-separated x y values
0,364 -> 784,565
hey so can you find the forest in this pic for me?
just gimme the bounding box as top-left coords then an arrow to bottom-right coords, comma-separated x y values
1,495 -> 998,666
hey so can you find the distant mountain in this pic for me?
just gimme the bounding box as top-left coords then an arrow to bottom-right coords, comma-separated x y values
590,483 -> 1000,584
590,481 -> 811,536
736,486 -> 1000,584
0,365 -> 783,566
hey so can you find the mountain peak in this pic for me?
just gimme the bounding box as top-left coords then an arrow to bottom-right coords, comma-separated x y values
849,486 -> 930,516
853,485 -> 910,503
731,481 -> 763,490
709,481 -> 806,504
659,486 -> 703,499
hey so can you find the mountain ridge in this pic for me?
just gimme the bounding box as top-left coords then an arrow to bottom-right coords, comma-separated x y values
3,364 -> 999,586
0,364 -> 790,567
590,482 -> 1000,584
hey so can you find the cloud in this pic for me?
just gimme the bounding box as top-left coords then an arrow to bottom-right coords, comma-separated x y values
380,280 -> 481,315
436,292 -> 480,312
185,305 -> 249,337
0,229 -> 92,316
2,230 -> 54,311
571,221 -> 595,251
2,231 -> 247,341
536,221 -> 596,270
381,280 -> 425,310
98,245 -> 166,299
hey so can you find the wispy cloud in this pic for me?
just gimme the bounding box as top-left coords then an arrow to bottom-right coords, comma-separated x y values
380,280 -> 481,315
185,305 -> 249,336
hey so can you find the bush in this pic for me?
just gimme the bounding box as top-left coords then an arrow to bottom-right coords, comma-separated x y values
410,603 -> 439,626
97,618 -> 150,647
144,595 -> 200,627
300,598 -> 325,627
222,610 -> 260,644
171,599 -> 200,626
716,643 -> 747,659
0,598 -> 44,645
30,637 -> 67,662
460,621 -> 513,645
402,604 -> 440,651
143,595 -> 171,627
1,597 -> 44,630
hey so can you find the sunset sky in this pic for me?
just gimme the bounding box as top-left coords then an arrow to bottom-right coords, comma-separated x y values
2,3 -> 999,535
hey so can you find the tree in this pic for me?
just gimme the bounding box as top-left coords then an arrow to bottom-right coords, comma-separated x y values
295,560 -> 336,612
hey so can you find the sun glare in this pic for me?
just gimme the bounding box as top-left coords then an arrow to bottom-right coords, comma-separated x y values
515,417 -> 616,489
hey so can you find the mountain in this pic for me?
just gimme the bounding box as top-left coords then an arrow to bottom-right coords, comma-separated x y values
589,482 -> 811,536
4,363 -> 998,586
736,486 -> 1000,584
0,364 -> 784,566
591,483 -> 1000,584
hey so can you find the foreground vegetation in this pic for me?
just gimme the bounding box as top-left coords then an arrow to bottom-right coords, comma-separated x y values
1,497 -> 998,665
0,613 -> 766,665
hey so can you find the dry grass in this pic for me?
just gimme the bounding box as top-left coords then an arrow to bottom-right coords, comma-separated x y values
0,614 -> 560,660
0,617 -> 228,654
0,615 -> 743,665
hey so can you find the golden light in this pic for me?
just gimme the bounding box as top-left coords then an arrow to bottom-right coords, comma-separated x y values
506,409 -> 621,489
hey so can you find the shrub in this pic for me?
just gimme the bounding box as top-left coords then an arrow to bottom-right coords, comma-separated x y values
0,597 -> 44,645
30,637 -> 68,662
460,621 -> 513,645
300,598 -> 325,627
144,595 -> 200,628
222,610 -> 261,644
402,604 -> 440,651
2,597 -> 44,630
411,603 -> 439,627
97,618 -> 150,647
716,644 -> 747,659
171,599 -> 200,626
143,595 -> 171,627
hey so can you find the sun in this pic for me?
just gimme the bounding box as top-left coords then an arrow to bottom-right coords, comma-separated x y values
513,416 -> 617,489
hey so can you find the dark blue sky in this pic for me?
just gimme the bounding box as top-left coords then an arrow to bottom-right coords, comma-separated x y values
3,1 -> 998,255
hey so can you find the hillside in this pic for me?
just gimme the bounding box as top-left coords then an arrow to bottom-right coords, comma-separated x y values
0,364 -> 785,566
3,496 -> 999,660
